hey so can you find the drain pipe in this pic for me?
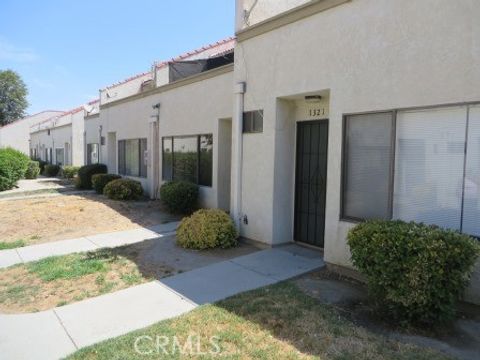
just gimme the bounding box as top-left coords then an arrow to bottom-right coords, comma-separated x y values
98,125 -> 103,163
149,103 -> 161,199
233,82 -> 246,230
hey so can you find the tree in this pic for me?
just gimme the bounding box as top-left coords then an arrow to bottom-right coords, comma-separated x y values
0,70 -> 29,126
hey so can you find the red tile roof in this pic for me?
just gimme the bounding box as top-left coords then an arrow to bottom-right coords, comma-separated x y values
101,36 -> 236,91
155,37 -> 236,69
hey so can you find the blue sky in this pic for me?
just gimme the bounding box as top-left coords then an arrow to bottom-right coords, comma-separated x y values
0,0 -> 235,114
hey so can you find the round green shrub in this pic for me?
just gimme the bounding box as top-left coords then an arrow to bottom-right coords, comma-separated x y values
35,159 -> 48,174
177,209 -> 238,250
92,173 -> 122,194
0,147 -> 30,191
103,178 -> 143,200
43,164 -> 61,177
62,166 -> 80,179
160,181 -> 198,214
347,220 -> 480,326
76,164 -> 107,189
25,161 -> 40,179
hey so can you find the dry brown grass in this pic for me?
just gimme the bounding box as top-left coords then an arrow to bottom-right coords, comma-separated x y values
0,247 -> 175,314
0,193 -> 178,246
68,282 -> 450,360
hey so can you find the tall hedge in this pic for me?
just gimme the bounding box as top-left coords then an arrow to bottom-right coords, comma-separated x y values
0,147 -> 30,191
348,220 -> 480,326
75,164 -> 108,189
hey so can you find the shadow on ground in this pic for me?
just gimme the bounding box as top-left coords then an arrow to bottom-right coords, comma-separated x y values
215,268 -> 480,360
103,235 -> 260,280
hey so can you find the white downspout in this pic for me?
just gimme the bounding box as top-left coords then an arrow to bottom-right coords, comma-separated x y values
83,131 -> 87,165
149,104 -> 161,199
98,125 -> 103,164
232,82 -> 246,230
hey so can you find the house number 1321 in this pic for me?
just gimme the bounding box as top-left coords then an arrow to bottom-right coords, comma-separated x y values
309,108 -> 325,117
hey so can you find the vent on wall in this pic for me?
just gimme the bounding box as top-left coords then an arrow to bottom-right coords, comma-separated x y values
243,110 -> 264,133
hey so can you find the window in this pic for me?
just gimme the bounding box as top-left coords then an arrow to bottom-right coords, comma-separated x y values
393,107 -> 466,231
55,148 -> 65,166
243,110 -> 263,133
342,104 -> 480,238
199,135 -> 213,186
342,112 -> 394,220
162,138 -> 173,181
162,134 -> 213,187
118,139 -> 147,178
87,143 -> 99,165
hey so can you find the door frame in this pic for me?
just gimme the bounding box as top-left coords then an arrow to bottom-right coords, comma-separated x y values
293,118 -> 329,248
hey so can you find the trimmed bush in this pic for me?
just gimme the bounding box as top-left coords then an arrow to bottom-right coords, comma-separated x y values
76,164 -> 107,189
177,209 -> 238,250
62,166 -> 80,179
25,161 -> 40,179
160,181 -> 199,214
35,159 -> 48,174
43,164 -> 61,177
0,147 -> 30,191
103,179 -> 143,200
347,220 -> 480,326
92,174 -> 121,194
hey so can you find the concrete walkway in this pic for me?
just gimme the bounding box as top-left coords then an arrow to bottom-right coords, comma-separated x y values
0,245 -> 324,360
0,222 -> 180,269
1,177 -> 71,195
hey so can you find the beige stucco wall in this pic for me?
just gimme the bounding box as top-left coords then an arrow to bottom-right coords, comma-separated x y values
71,111 -> 85,166
30,110 -> 85,166
234,0 -> 480,302
236,0 -> 311,30
100,73 -> 153,106
99,69 -> 233,204
0,111 -> 63,155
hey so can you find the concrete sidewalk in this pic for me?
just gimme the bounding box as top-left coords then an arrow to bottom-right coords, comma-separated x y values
0,245 -> 324,360
0,222 -> 180,269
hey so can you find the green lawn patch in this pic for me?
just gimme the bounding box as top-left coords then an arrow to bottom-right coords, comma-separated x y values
27,254 -> 107,281
0,247 -> 175,314
67,282 -> 449,360
0,239 -> 26,250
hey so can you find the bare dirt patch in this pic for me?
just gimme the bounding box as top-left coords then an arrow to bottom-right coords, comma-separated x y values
0,193 -> 179,246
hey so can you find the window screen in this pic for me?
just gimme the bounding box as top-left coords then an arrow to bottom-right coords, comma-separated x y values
118,140 -> 126,175
118,139 -> 147,178
162,134 -> 213,187
162,138 -> 173,181
199,134 -> 213,186
87,143 -> 99,165
55,149 -> 64,166
342,112 -> 394,220
393,107 -> 467,231
243,110 -> 263,133
173,136 -> 198,183
462,105 -> 480,236
140,138 -> 147,178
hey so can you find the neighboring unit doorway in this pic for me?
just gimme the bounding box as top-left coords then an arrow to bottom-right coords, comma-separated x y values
294,120 -> 328,247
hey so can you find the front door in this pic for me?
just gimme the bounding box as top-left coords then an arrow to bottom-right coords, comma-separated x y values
294,120 -> 328,247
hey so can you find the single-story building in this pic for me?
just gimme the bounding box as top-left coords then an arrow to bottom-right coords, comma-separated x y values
92,37 -> 235,203
21,0 -> 480,305
30,106 -> 87,166
232,0 -> 480,303
0,110 -> 64,155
